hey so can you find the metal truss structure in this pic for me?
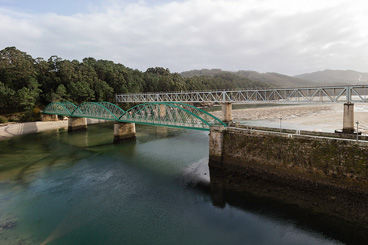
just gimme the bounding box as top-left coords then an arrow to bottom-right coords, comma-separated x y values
116,85 -> 368,104
43,101 -> 226,131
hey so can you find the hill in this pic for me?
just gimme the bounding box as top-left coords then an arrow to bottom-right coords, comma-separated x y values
294,70 -> 368,85
181,69 -> 317,87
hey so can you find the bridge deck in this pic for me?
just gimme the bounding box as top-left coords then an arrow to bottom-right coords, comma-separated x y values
116,85 -> 368,103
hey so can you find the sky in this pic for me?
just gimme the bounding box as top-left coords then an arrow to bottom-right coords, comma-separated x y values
1,0 -> 368,76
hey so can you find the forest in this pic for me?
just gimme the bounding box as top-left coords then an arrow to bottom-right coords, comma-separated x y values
0,47 -> 270,121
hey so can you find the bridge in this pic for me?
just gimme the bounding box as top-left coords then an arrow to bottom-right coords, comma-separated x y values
116,85 -> 368,104
116,85 -> 368,134
42,101 -> 226,142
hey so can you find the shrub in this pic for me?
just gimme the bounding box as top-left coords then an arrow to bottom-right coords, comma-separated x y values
0,115 -> 8,123
19,109 -> 41,122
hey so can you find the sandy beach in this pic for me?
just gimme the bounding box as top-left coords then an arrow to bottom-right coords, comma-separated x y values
1,103 -> 368,140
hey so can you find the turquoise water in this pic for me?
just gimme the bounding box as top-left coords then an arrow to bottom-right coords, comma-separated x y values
0,123 -> 342,244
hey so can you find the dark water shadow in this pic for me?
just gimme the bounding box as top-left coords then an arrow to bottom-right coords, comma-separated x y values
191,167 -> 368,245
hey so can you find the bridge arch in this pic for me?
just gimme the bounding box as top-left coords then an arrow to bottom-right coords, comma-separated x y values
43,102 -> 77,116
71,102 -> 125,121
118,102 -> 226,130
43,101 -> 226,131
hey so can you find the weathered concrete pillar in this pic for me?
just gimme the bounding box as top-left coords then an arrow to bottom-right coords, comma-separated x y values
41,114 -> 58,121
209,126 -> 225,168
222,103 -> 232,123
343,103 -> 354,134
159,104 -> 166,118
114,122 -> 136,143
68,117 -> 87,132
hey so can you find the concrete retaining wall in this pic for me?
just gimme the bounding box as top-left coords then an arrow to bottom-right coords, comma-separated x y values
209,126 -> 368,226
209,126 -> 368,192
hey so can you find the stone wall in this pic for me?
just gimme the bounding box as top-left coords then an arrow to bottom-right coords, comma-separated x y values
209,126 -> 368,192
209,126 -> 368,226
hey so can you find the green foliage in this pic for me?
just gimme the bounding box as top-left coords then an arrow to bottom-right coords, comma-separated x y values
19,109 -> 41,122
0,46 -> 272,121
0,115 -> 7,123
17,77 -> 42,111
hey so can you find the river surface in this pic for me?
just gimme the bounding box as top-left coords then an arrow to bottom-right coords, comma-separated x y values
0,123 -> 342,244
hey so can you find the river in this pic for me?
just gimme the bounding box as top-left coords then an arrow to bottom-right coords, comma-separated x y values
0,123 -> 343,244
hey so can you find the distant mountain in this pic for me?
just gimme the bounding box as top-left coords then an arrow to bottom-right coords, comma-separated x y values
294,70 -> 368,85
181,69 -> 317,87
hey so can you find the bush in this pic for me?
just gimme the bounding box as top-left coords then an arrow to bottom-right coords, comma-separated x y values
19,109 -> 41,122
0,115 -> 8,123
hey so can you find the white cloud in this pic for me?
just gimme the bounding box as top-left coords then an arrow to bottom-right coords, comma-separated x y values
1,0 -> 368,75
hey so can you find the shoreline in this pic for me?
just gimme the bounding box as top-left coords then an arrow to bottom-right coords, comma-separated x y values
0,119 -> 108,141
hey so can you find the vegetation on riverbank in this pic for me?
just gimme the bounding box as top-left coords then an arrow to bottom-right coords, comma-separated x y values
0,47 -> 271,121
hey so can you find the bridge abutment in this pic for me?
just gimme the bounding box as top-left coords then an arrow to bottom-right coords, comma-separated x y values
41,114 -> 58,121
342,103 -> 354,134
222,103 -> 232,123
209,126 -> 225,168
114,122 -> 136,143
68,117 -> 87,132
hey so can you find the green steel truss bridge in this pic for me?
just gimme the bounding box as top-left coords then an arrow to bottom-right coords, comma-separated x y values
43,101 -> 227,131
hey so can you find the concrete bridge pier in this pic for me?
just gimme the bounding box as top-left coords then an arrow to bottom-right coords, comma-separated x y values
114,122 -> 136,143
159,104 -> 166,119
209,126 -> 225,168
41,114 -> 58,121
68,117 -> 87,132
222,103 -> 232,124
342,103 -> 354,134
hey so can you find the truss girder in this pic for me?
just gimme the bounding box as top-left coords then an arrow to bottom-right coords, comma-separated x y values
116,85 -> 368,104
42,101 -> 226,131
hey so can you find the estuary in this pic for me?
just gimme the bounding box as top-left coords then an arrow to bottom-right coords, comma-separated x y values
0,123 -> 344,244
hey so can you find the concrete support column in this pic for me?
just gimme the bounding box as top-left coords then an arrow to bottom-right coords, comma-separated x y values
114,122 -> 136,143
209,126 -> 225,168
343,103 -> 354,134
41,114 -> 58,121
159,104 -> 166,118
68,117 -> 87,132
222,103 -> 232,123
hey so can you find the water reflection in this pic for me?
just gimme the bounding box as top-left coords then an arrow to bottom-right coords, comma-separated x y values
0,123 -> 356,244
207,167 -> 367,245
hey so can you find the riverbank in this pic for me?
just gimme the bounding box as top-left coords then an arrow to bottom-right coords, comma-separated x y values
0,119 -> 107,141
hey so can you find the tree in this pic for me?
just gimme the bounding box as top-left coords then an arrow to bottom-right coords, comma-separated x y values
51,84 -> 68,102
0,81 -> 16,113
17,77 -> 42,111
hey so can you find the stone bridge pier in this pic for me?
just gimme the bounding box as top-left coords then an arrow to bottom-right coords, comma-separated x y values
114,122 -> 136,143
222,103 -> 232,124
41,114 -> 58,121
342,103 -> 354,134
68,117 -> 87,132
